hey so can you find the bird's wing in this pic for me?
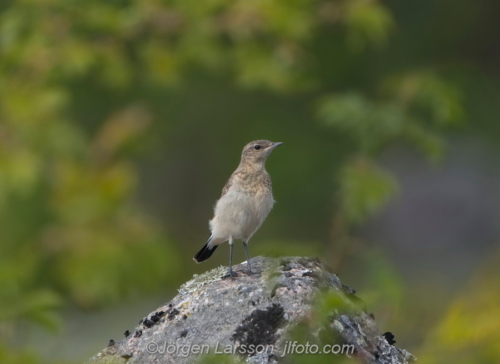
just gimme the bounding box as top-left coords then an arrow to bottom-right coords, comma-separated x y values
220,172 -> 236,197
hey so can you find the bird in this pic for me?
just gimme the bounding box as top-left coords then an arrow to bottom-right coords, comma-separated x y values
193,140 -> 283,277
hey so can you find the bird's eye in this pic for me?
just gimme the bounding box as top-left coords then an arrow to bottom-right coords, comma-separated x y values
254,145 -> 261,150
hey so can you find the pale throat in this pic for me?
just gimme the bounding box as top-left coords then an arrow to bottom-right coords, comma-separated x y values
239,157 -> 267,172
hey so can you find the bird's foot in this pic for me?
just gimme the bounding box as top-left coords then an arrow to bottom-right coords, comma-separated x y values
246,258 -> 253,275
223,270 -> 238,279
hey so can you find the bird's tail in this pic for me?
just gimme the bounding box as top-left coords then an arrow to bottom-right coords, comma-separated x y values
193,236 -> 219,263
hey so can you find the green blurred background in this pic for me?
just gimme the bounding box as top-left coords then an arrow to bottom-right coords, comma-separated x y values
1,0 -> 500,363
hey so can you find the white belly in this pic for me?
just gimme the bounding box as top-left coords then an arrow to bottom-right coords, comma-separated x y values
209,190 -> 274,244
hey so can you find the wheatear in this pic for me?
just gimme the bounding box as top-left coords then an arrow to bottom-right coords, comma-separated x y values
193,140 -> 282,276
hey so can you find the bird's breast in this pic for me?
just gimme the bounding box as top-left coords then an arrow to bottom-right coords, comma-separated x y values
211,188 -> 274,240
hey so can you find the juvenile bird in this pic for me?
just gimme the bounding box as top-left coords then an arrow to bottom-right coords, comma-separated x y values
193,140 -> 282,276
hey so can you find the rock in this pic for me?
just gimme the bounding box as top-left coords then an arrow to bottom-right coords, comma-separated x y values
85,256 -> 416,364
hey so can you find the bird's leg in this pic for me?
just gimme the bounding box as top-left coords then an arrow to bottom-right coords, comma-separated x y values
229,241 -> 233,276
243,241 -> 253,275
227,237 -> 237,278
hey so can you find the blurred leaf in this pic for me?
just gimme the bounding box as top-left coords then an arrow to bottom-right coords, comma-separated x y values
257,0 -> 315,40
91,104 -> 152,162
285,291 -> 360,364
357,249 -> 406,309
345,0 -> 395,51
314,290 -> 352,323
405,122 -> 446,162
338,158 -> 398,224
317,74 -> 459,162
317,93 -> 407,153
384,71 -> 465,127
234,41 -> 306,91
0,247 -> 63,332
317,93 -> 370,126
51,161 -> 136,224
0,281 -> 63,332
20,291 -> 64,332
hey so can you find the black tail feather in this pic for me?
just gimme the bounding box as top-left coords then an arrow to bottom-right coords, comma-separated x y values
193,237 -> 218,263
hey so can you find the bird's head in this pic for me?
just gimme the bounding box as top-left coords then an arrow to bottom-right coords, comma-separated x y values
240,140 -> 283,169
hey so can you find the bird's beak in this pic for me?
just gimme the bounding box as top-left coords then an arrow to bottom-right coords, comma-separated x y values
271,142 -> 283,149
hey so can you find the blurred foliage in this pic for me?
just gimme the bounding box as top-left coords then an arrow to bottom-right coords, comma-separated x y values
283,290 -> 362,364
0,0 -> 400,333
418,252 -> 500,364
198,353 -> 239,364
318,71 -> 463,159
337,158 -> 398,224
318,71 -> 463,231
344,0 -> 394,52
0,0 -> 498,363
0,342 -> 41,364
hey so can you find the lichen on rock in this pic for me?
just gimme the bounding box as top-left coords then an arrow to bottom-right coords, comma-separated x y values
178,265 -> 229,295
85,256 -> 416,364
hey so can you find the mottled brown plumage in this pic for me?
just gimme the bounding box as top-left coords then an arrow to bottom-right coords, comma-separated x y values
221,169 -> 272,198
221,140 -> 275,197
194,140 -> 283,277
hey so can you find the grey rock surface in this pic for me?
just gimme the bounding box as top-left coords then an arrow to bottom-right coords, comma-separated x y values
85,256 -> 416,364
